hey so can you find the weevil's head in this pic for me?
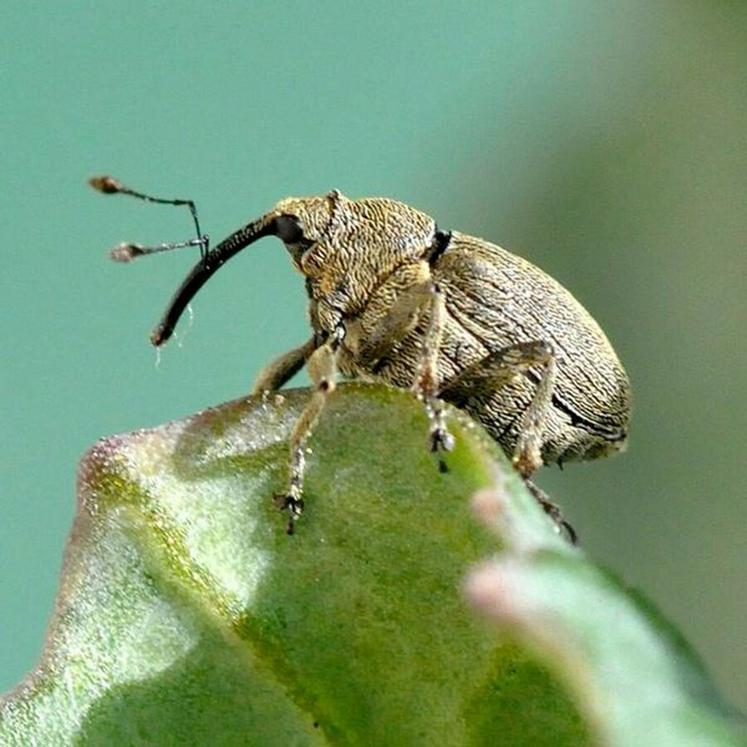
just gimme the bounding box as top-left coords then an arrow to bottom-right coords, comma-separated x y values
272,190 -> 438,329
149,190 -> 438,345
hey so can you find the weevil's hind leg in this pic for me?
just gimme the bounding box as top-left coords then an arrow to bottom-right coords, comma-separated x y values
525,480 -> 578,545
273,329 -> 343,534
251,336 -> 318,394
440,342 -> 574,540
412,283 -> 454,472
440,341 -> 556,477
512,346 -> 557,478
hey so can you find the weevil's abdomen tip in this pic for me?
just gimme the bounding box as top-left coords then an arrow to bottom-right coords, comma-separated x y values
89,175 -> 123,194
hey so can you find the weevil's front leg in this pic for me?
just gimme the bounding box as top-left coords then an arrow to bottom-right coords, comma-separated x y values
356,269 -> 432,367
440,340 -> 556,477
274,327 -> 343,534
251,336 -> 317,394
412,283 -> 454,469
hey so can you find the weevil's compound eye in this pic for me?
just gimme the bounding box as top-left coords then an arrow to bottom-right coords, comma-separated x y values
276,214 -> 305,244
276,214 -> 313,263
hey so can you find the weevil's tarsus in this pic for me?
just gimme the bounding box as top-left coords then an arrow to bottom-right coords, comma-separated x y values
525,480 -> 578,545
273,492 -> 305,535
427,396 -> 454,474
560,518 -> 578,545
89,175 -> 209,258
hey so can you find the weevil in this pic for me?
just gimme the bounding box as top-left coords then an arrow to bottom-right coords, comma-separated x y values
90,177 -> 631,540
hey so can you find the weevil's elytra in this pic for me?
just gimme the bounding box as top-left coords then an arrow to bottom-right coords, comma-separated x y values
91,178 -> 632,538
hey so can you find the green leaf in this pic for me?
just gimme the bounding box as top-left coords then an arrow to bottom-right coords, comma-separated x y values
1,384 -> 743,746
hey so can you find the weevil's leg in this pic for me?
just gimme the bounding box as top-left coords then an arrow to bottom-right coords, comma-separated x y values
353,268 -> 452,470
513,348 -> 557,478
439,341 -> 556,477
251,336 -> 318,395
356,270 -> 432,367
411,283 -> 454,471
525,480 -> 578,545
440,342 -> 569,538
274,327 -> 343,534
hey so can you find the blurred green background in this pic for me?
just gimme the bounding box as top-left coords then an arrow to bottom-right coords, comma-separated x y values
2,0 -> 745,713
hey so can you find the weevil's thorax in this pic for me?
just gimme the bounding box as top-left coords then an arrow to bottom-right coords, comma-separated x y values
274,191 -> 437,332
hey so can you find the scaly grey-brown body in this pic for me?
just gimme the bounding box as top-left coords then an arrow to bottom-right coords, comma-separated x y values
92,179 -> 632,534
295,194 -> 630,470
337,230 -> 630,466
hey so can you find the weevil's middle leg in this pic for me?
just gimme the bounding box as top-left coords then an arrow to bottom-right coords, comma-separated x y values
273,328 -> 343,534
354,264 -> 453,471
412,283 -> 454,471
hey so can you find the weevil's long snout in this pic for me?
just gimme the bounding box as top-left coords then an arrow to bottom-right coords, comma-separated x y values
150,213 -> 278,346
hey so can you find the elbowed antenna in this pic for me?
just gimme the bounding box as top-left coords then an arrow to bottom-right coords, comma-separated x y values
109,238 -> 206,263
149,214 -> 278,347
89,175 -> 208,257
89,174 -> 280,347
